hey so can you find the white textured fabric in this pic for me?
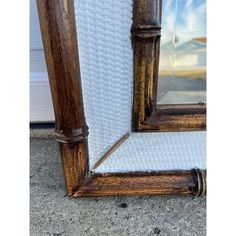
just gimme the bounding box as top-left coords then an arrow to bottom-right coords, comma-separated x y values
74,0 -> 133,168
95,132 -> 206,173
73,1 -> 206,173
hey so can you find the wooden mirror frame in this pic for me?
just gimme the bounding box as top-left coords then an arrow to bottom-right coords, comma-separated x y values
37,0 -> 206,197
132,0 -> 206,131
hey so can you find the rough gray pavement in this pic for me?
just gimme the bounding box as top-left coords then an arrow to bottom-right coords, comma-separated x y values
30,137 -> 206,236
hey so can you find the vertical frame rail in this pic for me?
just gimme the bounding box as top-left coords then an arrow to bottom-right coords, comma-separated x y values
131,0 -> 162,130
37,0 -> 89,196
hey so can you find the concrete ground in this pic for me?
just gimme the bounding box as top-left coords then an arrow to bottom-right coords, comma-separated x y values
30,130 -> 206,236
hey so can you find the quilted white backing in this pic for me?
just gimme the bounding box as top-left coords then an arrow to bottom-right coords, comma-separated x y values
74,0 -> 133,168
95,131 -> 206,173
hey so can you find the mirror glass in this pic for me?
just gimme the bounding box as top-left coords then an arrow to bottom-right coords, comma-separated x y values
157,0 -> 206,105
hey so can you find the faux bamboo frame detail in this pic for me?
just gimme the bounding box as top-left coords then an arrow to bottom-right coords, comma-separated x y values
37,0 -> 206,197
131,0 -> 206,131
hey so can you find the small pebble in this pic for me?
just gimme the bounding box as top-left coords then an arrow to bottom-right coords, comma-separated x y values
153,227 -> 161,235
120,203 -> 128,208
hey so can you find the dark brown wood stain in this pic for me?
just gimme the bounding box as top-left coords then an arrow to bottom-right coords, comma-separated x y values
37,0 -> 89,196
132,0 -> 206,131
37,0 -> 206,197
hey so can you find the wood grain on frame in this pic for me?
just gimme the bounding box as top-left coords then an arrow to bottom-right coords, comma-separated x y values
37,0 -> 89,196
36,0 -> 206,197
73,170 -> 206,197
132,0 -> 162,129
131,0 -> 206,131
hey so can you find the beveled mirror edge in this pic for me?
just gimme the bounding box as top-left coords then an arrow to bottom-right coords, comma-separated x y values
37,0 -> 206,197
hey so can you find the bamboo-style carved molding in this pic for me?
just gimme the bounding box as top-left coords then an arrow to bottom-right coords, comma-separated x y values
37,0 -> 88,142
132,0 -> 162,129
54,127 -> 89,143
191,168 -> 206,197
132,0 -> 206,131
73,170 -> 206,197
37,0 -> 206,197
37,0 -> 89,195
131,0 -> 161,38
131,25 -> 161,38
